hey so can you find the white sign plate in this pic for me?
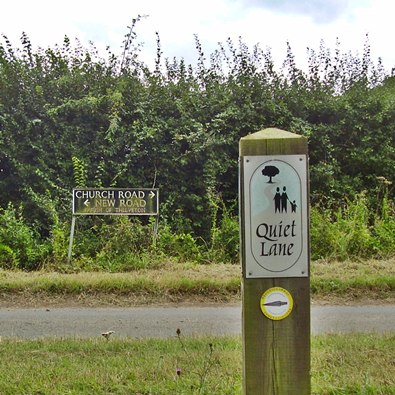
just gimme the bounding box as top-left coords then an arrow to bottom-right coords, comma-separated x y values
243,155 -> 308,278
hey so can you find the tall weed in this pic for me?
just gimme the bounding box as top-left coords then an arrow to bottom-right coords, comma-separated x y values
29,189 -> 69,263
0,244 -> 18,269
311,191 -> 394,261
87,217 -> 162,271
371,179 -> 395,257
0,179 -> 393,271
0,203 -> 45,270
156,221 -> 203,262
203,192 -> 239,264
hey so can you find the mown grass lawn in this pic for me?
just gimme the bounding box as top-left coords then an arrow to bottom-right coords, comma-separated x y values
0,334 -> 393,394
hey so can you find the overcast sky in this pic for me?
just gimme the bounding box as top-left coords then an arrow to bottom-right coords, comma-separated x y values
0,0 -> 393,72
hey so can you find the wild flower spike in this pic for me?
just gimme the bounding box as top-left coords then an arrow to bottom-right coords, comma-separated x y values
176,328 -> 181,336
176,368 -> 182,376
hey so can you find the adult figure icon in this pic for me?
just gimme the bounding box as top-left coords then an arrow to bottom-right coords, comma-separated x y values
281,186 -> 288,213
274,187 -> 281,213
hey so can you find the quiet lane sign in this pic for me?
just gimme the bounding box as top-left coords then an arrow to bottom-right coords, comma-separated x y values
243,155 -> 308,278
73,188 -> 159,216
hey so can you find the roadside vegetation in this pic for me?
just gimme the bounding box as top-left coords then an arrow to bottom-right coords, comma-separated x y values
0,257 -> 394,306
0,185 -> 393,304
0,182 -> 394,271
0,334 -> 393,394
0,21 -> 393,306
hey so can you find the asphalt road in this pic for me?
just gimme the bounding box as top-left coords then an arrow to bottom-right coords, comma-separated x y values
0,304 -> 394,339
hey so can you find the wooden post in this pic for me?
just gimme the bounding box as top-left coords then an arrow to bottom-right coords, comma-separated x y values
239,128 -> 310,394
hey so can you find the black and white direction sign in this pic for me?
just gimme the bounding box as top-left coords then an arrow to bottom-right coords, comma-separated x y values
243,155 -> 308,278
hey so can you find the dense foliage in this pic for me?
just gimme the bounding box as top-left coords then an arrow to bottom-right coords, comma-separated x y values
0,22 -> 394,269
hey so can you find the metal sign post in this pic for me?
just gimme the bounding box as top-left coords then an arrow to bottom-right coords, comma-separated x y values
67,216 -> 76,263
239,128 -> 310,394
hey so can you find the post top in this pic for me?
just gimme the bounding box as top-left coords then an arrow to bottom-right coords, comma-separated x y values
241,128 -> 303,140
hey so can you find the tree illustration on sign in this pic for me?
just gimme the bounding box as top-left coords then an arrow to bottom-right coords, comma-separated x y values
262,165 -> 279,183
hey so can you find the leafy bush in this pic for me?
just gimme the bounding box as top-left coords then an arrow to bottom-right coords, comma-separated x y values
370,181 -> 395,257
0,204 -> 45,270
73,216 -> 162,271
372,218 -> 395,257
98,217 -> 154,255
25,189 -> 69,266
0,244 -> 18,269
156,194 -> 239,264
204,194 -> 239,264
1,30 -> 394,245
1,28 -> 395,270
156,222 -> 203,262
310,191 -> 395,261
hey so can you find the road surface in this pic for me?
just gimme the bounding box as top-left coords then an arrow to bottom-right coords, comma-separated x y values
0,304 -> 394,339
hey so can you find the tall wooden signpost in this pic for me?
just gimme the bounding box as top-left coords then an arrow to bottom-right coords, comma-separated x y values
239,128 -> 310,394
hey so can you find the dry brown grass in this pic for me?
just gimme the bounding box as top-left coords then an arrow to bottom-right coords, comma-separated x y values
0,258 -> 393,307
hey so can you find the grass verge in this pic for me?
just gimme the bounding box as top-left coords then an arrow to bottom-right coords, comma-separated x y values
311,258 -> 395,302
0,334 -> 393,394
0,258 -> 394,306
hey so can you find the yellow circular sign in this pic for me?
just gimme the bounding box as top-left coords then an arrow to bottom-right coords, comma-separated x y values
260,287 -> 294,321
